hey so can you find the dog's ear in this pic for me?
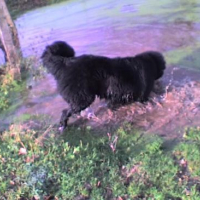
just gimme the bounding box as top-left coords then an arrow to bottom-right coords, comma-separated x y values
50,41 -> 75,57
41,41 -> 75,59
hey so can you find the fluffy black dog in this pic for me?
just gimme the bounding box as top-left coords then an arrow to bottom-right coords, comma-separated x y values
41,41 -> 166,130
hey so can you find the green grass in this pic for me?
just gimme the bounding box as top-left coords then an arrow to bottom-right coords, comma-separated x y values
174,127 -> 200,177
6,0 -> 69,19
0,73 -> 25,111
0,57 -> 45,112
0,119 -> 200,199
138,0 -> 200,23
164,43 -> 200,70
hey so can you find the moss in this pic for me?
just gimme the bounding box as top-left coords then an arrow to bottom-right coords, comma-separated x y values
6,0 -> 68,19
138,0 -> 200,23
165,43 -> 200,69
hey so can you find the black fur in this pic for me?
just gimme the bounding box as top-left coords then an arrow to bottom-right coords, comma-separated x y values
41,41 -> 166,129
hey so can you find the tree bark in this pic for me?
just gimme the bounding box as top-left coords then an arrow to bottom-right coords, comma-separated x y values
0,0 -> 21,79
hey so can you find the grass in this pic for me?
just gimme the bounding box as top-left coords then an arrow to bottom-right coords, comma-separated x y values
0,118 -> 200,199
0,57 -> 45,113
164,43 -> 200,70
6,0 -> 69,19
138,0 -> 200,23
0,73 -> 25,111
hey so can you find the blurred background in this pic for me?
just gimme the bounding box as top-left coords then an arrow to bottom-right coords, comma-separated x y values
1,0 -> 200,68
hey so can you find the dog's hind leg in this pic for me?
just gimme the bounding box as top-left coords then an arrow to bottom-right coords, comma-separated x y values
59,94 -> 95,131
59,108 -> 72,131
140,79 -> 154,102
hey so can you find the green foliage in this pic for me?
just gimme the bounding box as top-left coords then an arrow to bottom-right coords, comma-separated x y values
20,57 -> 46,81
1,122 -> 200,199
0,74 -> 22,111
174,127 -> 200,177
164,44 -> 200,70
6,0 -> 68,19
183,127 -> 200,141
0,57 -> 44,112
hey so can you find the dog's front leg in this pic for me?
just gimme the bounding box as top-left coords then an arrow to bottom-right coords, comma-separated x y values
59,108 -> 72,132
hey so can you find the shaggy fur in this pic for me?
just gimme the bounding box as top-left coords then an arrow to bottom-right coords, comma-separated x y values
41,41 -> 166,129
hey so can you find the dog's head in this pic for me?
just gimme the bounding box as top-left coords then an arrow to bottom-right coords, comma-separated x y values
137,51 -> 166,80
147,51 -> 166,80
41,41 -> 75,75
41,41 -> 75,59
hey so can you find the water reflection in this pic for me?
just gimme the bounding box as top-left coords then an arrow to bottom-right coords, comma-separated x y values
6,0 -> 198,65
0,0 -> 200,65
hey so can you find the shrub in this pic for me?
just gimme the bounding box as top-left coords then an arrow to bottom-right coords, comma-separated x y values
1,121 -> 200,199
0,73 -> 21,111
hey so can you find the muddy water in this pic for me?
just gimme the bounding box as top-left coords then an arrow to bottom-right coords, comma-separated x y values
1,0 -> 200,138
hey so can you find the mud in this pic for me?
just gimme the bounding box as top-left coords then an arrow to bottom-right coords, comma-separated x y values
3,66 -> 198,139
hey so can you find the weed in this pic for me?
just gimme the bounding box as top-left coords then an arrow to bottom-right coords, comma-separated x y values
0,73 -> 23,111
0,57 -> 45,112
183,127 -> 200,141
6,0 -> 69,19
174,127 -> 200,177
1,121 -> 200,199
20,57 -> 46,81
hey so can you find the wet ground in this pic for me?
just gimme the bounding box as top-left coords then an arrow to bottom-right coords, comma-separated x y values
1,0 -> 200,138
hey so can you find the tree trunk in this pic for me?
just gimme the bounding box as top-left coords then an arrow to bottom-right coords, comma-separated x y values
0,0 -> 21,79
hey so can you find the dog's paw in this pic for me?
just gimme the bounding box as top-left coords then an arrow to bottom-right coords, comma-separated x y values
58,126 -> 64,132
59,109 -> 71,131
59,120 -> 68,132
107,102 -> 120,111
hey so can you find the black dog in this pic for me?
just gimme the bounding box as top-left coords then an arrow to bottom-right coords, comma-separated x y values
41,41 -> 166,130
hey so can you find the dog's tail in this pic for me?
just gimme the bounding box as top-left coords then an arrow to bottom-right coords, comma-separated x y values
137,51 -> 166,80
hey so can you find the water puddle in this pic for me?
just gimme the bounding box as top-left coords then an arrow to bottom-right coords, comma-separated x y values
1,0 -> 200,138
